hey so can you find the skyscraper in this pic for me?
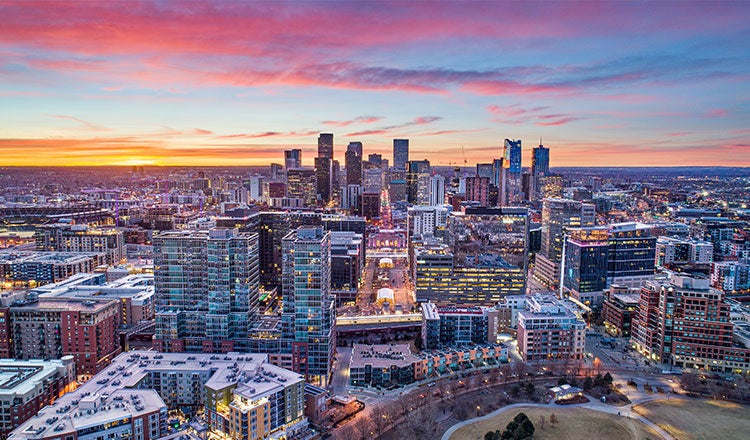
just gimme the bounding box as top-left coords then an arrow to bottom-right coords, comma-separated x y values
531,143 -> 550,201
284,149 -> 302,169
406,159 -> 430,204
287,168 -> 317,207
393,139 -> 409,171
345,142 -> 363,186
281,227 -> 335,386
534,198 -> 596,289
465,176 -> 490,206
503,139 -> 523,203
316,133 -> 334,204
428,174 -> 445,206
317,133 -> 334,159
153,229 -> 260,353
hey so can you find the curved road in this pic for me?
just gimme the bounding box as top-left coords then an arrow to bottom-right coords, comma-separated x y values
440,396 -> 677,440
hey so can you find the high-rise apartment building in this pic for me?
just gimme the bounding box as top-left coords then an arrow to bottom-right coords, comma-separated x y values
284,149 -> 302,169
281,227 -> 335,386
421,303 -> 498,349
393,139 -> 409,171
428,174 -> 445,206
153,229 -> 259,353
35,223 -> 125,265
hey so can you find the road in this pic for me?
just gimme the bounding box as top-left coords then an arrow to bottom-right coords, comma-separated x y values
330,347 -> 352,395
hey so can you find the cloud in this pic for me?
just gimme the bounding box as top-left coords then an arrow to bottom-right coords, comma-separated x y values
47,114 -> 110,131
322,115 -> 382,127
706,108 -> 729,117
346,116 -> 442,137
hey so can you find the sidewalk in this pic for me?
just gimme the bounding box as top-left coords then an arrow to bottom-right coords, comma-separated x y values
440,395 -> 676,440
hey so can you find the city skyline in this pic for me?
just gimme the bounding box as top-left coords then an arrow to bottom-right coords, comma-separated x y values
2,1 -> 749,167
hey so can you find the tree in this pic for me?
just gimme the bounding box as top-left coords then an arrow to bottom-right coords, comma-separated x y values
550,412 -> 559,426
603,372 -> 614,385
538,414 -> 546,430
583,376 -> 593,390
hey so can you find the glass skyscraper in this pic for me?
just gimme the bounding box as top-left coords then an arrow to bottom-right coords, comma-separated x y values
393,138 -> 409,171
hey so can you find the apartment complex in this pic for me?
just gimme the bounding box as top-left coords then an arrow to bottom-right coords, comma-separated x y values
0,297 -> 120,378
153,229 -> 260,353
0,357 -> 76,436
34,223 -> 125,265
517,295 -> 586,362
421,303 -> 498,349
631,273 -> 750,373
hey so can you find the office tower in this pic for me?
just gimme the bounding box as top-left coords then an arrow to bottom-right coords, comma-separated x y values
286,168 -> 317,207
347,141 -> 362,157
317,133 -> 334,159
521,172 -> 532,202
314,157 -> 332,204
413,207 -> 528,303
534,198 -> 596,289
281,227 -> 335,386
428,174 -> 445,206
368,153 -> 383,166
631,273 -> 750,373
341,184 -> 363,212
345,143 -> 363,186
153,229 -> 260,353
1,298 -> 120,378
517,294 -> 586,361
492,158 -> 508,206
270,163 -> 283,180
503,139 -> 522,174
35,223 -> 125,265
389,179 -> 407,203
406,159 -> 430,204
363,167 -> 383,192
503,139 -> 523,203
244,175 -> 264,200
465,176 -> 490,206
330,231 -> 364,304
563,227 -> 610,307
476,163 -> 494,180
393,139 -> 409,170
315,133 -> 334,204
268,182 -> 287,198
529,143 -> 549,200
284,149 -> 302,169
607,222 -> 656,288
359,192 -> 380,219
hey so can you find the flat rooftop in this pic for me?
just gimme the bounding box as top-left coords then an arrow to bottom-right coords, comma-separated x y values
350,344 -> 420,369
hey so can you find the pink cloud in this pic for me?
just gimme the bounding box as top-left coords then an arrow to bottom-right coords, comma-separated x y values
322,116 -> 382,127
706,108 -> 729,117
47,114 -> 110,131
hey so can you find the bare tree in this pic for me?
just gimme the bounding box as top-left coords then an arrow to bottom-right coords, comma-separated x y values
550,412 -> 559,426
538,414 -> 546,430
370,404 -> 391,438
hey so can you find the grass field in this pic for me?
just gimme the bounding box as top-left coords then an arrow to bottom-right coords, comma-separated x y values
635,399 -> 750,440
449,406 -> 662,440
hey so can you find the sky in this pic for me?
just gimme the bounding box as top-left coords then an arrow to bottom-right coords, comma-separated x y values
1,0 -> 749,167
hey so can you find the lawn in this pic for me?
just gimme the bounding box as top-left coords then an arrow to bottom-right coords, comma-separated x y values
634,399 -> 750,440
449,406 -> 661,440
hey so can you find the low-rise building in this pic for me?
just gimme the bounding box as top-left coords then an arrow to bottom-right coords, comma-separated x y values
602,286 -> 640,337
0,251 -> 104,285
349,343 -> 508,387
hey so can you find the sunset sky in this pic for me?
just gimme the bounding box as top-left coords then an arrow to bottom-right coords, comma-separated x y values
1,0 -> 749,167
